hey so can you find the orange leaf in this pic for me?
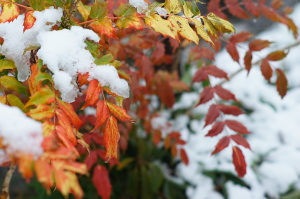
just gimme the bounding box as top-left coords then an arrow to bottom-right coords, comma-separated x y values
56,125 -> 76,148
77,73 -> 89,87
57,99 -> 83,129
89,18 -> 117,38
92,165 -> 112,199
230,135 -> 251,150
232,146 -> 247,177
249,39 -> 272,51
27,104 -> 54,121
211,136 -> 230,154
260,59 -> 273,82
103,116 -> 120,159
266,50 -> 287,61
92,100 -> 110,131
164,136 -> 171,149
152,130 -> 161,146
180,149 -> 189,165
81,79 -> 102,110
276,68 -> 288,98
225,120 -> 250,134
0,3 -> 20,23
56,109 -> 77,146
18,154 -> 34,182
106,101 -> 131,121
35,159 -> 54,190
23,11 -> 36,31
171,144 -> 177,157
206,121 -> 225,137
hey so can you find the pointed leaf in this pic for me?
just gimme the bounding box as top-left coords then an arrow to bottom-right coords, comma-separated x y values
84,150 -> 97,170
56,109 -> 77,146
35,159 -> 53,190
89,0 -> 107,19
214,85 -> 237,101
204,104 -> 220,126
92,100 -> 110,131
197,86 -> 214,105
57,99 -> 83,129
156,81 -> 175,108
27,104 -> 54,120
77,1 -> 90,21
207,13 -> 236,33
218,104 -> 244,116
211,136 -> 230,154
232,146 -> 247,177
226,42 -> 239,63
225,120 -> 250,134
244,50 -> 252,72
230,135 -> 251,150
28,0 -> 45,11
205,65 -> 228,79
145,15 -> 176,39
92,165 -> 112,199
243,0 -> 260,17
114,4 -> 144,30
266,50 -> 287,61
260,59 -> 273,82
276,68 -> 288,98
190,18 -> 213,44
104,116 -> 120,159
226,0 -> 250,19
0,3 -> 20,23
89,18 -> 117,38
180,149 -> 189,165
106,101 -> 131,121
164,0 -> 182,14
229,31 -> 253,43
25,87 -> 55,108
249,39 -> 272,51
206,121 -> 225,137
0,59 -> 16,72
23,11 -> 36,31
81,79 -> 102,110
7,94 -> 25,111
0,76 -> 28,95
192,67 -> 209,83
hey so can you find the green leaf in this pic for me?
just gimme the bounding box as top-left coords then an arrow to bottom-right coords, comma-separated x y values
95,54 -> 114,65
0,59 -> 16,72
7,94 -> 26,112
114,4 -> 144,29
25,87 -> 55,108
28,0 -> 46,11
89,0 -> 107,19
0,76 -> 28,95
77,1 -> 91,21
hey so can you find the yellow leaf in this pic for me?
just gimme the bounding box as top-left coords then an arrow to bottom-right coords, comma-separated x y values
0,3 -> 20,23
200,16 -> 218,38
144,14 -> 176,39
207,13 -> 235,34
164,0 -> 182,14
190,18 -> 213,44
27,104 -> 54,121
0,96 -> 6,104
24,87 -> 55,108
169,15 -> 199,44
77,1 -> 91,21
7,94 -> 25,111
183,2 -> 194,18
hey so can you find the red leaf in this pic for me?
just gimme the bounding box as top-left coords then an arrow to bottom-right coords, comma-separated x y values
226,42 -> 240,63
84,150 -> 98,170
92,165 -> 112,199
271,0 -> 283,10
276,68 -> 288,98
211,136 -> 230,154
244,51 -> 252,72
81,79 -> 102,110
151,42 -> 165,63
225,0 -> 251,19
197,86 -> 214,105
23,11 -> 36,31
192,67 -> 209,83
156,81 -> 175,108
232,146 -> 247,177
260,59 -> 273,82
218,105 -> 244,116
249,39 -> 272,51
260,4 -> 280,22
204,105 -> 220,127
190,47 -> 215,61
207,0 -> 227,19
229,31 -> 253,43
206,121 -> 225,137
243,0 -> 260,17
106,101 -> 131,121
169,132 -> 181,139
176,139 -> 186,145
214,85 -> 237,101
152,130 -> 162,146
180,149 -> 189,165
56,110 -> 77,146
205,65 -> 228,79
92,100 -> 110,131
103,116 -> 120,159
266,50 -> 287,61
225,120 -> 250,134
57,99 -> 83,129
230,135 -> 251,150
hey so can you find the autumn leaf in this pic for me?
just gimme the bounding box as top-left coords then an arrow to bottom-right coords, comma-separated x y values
266,50 -> 287,61
106,101 -> 131,121
180,149 -> 189,165
249,39 -> 272,51
7,94 -> 25,111
225,0 -> 250,19
243,0 -> 260,17
214,85 -> 237,101
230,134 -> 251,150
207,13 -> 236,33
145,15 -> 176,39
103,116 -> 120,159
35,159 -> 53,190
92,165 -> 112,199
0,76 -> 28,95
92,100 -> 110,131
84,150 -> 98,170
89,18 -> 117,38
156,80 -> 175,108
218,104 -> 244,116
0,3 -> 20,23
77,0 -> 90,21
27,104 -> 54,120
81,79 -> 102,110
197,86 -> 214,105
23,11 -> 36,31
205,121 -> 225,137
18,154 -> 34,182
190,18 -> 213,44
164,0 -> 182,14
57,99 -> 83,129
25,87 -> 55,108
211,136 -> 230,154
260,59 -> 273,82
204,104 -> 220,126
226,42 -> 240,63
232,146 -> 247,177
244,50 -> 252,72
276,68 -> 288,98
56,109 -> 77,146
229,31 -> 253,43
114,4 -> 144,30
225,120 -> 250,134
0,59 -> 16,72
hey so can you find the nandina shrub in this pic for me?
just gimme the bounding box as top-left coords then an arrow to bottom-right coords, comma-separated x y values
0,0 -> 298,198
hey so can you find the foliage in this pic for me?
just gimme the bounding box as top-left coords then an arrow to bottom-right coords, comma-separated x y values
0,0 -> 298,198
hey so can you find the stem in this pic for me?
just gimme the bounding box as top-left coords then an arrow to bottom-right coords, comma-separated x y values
0,164 -> 17,199
0,0 -> 34,10
219,40 -> 300,85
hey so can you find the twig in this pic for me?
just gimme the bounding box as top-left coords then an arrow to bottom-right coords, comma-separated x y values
0,163 -> 17,199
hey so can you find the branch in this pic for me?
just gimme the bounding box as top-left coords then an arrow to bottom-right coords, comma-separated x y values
219,40 -> 300,85
0,163 -> 17,199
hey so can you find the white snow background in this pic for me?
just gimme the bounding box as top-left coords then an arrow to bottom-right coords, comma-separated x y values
175,3 -> 300,199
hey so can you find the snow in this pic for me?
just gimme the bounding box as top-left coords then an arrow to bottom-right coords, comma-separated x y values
129,0 -> 148,14
0,103 -> 43,163
0,8 -> 129,102
155,7 -> 168,16
175,2 -> 300,199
